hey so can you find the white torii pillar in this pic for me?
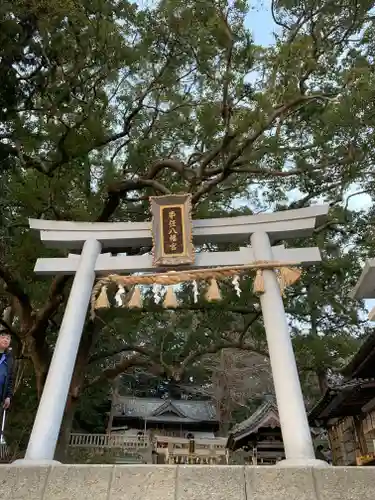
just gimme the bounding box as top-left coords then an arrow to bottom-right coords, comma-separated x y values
350,258 -> 375,321
350,258 -> 375,328
251,232 -> 320,466
16,206 -> 329,466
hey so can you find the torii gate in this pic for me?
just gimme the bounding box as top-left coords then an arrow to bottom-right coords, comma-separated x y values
20,203 -> 329,466
351,260 -> 375,322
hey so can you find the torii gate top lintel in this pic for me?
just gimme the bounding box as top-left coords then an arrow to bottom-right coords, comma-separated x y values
29,204 -> 329,250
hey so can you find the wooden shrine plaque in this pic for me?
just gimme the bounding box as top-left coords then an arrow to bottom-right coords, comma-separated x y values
150,194 -> 194,266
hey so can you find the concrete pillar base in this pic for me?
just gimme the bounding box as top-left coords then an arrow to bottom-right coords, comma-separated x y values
276,458 -> 330,467
11,459 -> 61,466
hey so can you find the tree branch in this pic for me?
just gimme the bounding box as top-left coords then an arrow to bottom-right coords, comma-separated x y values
88,344 -> 154,365
99,303 -> 259,316
30,275 -> 71,341
225,94 -> 332,169
0,261 -> 33,325
0,318 -> 16,336
178,340 -> 269,376
97,158 -> 191,221
192,94 -> 334,203
239,312 -> 262,344
86,354 -> 153,387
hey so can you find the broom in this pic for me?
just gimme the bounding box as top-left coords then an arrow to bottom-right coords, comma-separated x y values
0,409 -> 9,462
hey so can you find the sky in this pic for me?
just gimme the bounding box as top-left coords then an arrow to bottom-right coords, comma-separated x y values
244,2 -> 276,46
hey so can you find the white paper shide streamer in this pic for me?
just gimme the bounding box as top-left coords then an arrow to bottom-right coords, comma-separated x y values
115,285 -> 126,306
232,275 -> 241,297
152,284 -> 163,304
192,280 -> 199,303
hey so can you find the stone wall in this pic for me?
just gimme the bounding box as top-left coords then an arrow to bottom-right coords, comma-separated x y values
1,465 -> 375,500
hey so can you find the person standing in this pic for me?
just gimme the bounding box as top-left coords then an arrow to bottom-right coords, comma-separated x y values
0,333 -> 13,410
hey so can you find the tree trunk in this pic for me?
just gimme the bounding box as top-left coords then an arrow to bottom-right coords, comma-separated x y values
317,369 -> 328,395
218,420 -> 231,436
24,334 -> 51,398
55,397 -> 77,462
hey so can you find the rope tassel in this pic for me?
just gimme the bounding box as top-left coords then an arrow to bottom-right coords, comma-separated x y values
163,286 -> 178,308
278,267 -> 301,295
127,286 -> 142,309
95,285 -> 110,310
253,269 -> 265,295
205,279 -> 222,302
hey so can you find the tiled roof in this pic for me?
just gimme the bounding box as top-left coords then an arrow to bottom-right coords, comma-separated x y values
341,332 -> 375,379
113,397 -> 219,422
308,378 -> 375,423
228,398 -> 280,440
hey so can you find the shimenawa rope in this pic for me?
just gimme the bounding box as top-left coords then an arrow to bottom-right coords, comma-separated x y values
90,260 -> 302,317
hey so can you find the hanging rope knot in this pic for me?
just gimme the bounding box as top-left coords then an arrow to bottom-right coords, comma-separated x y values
252,265 -> 301,296
253,269 -> 265,295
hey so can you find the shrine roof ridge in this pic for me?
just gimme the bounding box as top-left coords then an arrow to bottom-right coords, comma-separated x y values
308,377 -> 375,423
113,396 -> 219,422
227,397 -> 279,442
29,205 -> 329,249
341,331 -> 375,379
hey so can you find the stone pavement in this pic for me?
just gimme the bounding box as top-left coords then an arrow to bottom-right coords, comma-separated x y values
0,465 -> 374,500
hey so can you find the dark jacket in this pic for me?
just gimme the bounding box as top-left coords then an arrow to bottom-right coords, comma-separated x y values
0,349 -> 13,402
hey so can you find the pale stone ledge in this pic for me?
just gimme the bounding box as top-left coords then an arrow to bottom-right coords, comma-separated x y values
0,465 -> 374,500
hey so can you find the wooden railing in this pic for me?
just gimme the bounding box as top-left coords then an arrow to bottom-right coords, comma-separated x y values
155,435 -> 227,451
69,433 -> 228,464
69,433 -> 149,449
166,452 -> 227,465
0,444 -> 9,463
154,436 -> 228,465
